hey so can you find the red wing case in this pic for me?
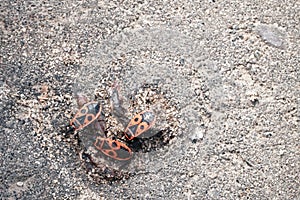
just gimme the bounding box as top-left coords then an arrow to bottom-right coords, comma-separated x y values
124,110 -> 156,140
70,101 -> 102,131
94,137 -> 133,161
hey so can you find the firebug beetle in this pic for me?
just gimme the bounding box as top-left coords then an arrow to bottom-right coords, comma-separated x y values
94,137 -> 133,161
70,101 -> 102,131
124,110 -> 156,140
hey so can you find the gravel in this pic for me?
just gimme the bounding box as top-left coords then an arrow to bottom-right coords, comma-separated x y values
1,0 -> 299,199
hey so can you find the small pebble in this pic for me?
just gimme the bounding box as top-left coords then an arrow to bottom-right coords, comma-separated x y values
16,182 -> 24,187
255,23 -> 286,49
189,126 -> 205,142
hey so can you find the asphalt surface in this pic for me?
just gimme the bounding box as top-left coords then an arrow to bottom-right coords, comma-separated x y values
1,0 -> 299,199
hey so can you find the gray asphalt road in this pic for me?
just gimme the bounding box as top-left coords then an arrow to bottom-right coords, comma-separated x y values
1,0 -> 299,199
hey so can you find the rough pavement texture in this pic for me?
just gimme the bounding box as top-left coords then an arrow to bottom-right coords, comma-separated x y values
1,0 -> 299,199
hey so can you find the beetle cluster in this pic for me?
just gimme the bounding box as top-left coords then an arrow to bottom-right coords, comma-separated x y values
66,81 -> 179,183
70,101 -> 156,161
